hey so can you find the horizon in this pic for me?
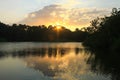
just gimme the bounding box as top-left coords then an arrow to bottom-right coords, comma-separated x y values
0,0 -> 120,30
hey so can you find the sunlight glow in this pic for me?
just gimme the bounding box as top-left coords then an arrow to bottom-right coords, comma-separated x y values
54,22 -> 62,31
56,26 -> 61,30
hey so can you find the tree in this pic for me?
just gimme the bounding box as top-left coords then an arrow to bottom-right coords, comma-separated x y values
83,8 -> 120,52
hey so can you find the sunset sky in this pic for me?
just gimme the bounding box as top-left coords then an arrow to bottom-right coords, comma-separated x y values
0,0 -> 120,30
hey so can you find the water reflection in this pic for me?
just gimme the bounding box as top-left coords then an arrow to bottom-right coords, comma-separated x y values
0,42 -> 85,58
0,42 -> 111,80
0,47 -> 82,58
87,49 -> 120,80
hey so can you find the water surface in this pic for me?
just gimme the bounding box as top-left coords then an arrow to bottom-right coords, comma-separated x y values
0,42 -> 111,80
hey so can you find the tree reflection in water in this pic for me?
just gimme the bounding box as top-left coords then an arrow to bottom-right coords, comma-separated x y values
24,49 -> 91,80
0,43 -> 112,80
86,48 -> 120,80
16,47 -> 110,80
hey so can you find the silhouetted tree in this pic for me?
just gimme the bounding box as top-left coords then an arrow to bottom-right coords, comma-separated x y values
83,8 -> 120,52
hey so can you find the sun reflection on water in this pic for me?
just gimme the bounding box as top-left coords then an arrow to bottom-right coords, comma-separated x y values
24,48 -> 106,80
0,42 -> 111,80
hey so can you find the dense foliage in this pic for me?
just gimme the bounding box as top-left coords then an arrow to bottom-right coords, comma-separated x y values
0,23 -> 88,42
83,8 -> 120,52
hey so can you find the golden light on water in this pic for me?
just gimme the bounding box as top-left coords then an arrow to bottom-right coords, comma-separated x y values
24,48 -> 92,80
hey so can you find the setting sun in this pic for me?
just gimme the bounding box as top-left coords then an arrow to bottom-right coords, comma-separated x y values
56,26 -> 61,30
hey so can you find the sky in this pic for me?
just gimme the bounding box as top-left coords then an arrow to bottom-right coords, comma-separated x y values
0,0 -> 120,30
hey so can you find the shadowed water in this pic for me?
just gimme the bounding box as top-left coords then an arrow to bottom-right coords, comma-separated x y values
0,42 -> 113,80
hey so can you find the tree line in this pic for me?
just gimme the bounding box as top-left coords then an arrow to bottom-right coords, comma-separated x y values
0,22 -> 89,42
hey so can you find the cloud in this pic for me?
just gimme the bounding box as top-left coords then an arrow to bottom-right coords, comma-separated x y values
59,0 -> 81,8
19,4 -> 110,30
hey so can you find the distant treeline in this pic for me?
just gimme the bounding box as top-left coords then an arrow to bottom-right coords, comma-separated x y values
0,22 -> 89,42
83,8 -> 120,52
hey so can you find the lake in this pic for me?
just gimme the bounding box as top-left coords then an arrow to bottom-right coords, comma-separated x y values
0,42 -> 112,80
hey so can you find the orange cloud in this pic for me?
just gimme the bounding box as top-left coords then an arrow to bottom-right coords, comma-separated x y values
19,5 -> 110,30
